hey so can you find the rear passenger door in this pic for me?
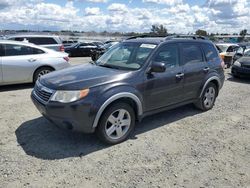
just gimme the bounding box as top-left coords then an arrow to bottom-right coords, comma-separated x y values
180,43 -> 208,100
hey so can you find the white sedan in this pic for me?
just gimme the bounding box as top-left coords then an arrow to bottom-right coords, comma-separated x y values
0,40 -> 70,86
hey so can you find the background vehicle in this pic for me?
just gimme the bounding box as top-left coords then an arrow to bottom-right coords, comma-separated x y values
91,41 -> 119,61
216,43 -> 239,68
31,36 -> 224,144
232,50 -> 250,78
7,35 -> 64,52
62,39 -> 78,47
233,43 -> 250,62
0,40 -> 70,86
65,42 -> 105,57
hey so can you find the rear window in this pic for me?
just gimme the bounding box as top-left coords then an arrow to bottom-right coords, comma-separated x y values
0,44 -> 4,56
27,37 -> 57,45
181,43 -> 203,65
202,44 -> 219,62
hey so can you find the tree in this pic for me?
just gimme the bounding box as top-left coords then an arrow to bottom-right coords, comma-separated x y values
195,29 -> 208,36
238,29 -> 247,42
150,24 -> 168,36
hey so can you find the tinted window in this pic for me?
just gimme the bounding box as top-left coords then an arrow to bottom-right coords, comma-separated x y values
27,37 -> 57,45
202,44 -> 219,62
13,37 -> 25,41
5,44 -> 45,56
182,44 -> 203,65
153,44 -> 179,68
0,44 -> 4,56
227,46 -> 238,53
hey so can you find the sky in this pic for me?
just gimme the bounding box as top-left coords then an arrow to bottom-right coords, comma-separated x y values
0,0 -> 249,34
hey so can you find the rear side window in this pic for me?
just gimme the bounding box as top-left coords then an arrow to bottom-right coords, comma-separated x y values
4,44 -> 45,56
27,37 -> 57,45
181,44 -> 203,65
202,44 -> 219,62
0,44 -> 4,56
153,44 -> 179,68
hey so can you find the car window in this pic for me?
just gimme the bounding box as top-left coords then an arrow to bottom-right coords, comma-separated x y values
202,44 -> 219,62
27,37 -> 57,45
4,44 -> 45,56
237,47 -> 244,55
153,44 -> 179,68
0,44 -> 4,56
96,43 -> 155,70
182,43 -> 203,65
227,46 -> 238,52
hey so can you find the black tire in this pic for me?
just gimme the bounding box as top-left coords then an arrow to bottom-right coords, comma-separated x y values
194,82 -> 218,111
96,102 -> 135,145
33,67 -> 54,83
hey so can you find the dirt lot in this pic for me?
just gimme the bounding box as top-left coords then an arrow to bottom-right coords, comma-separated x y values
0,61 -> 249,188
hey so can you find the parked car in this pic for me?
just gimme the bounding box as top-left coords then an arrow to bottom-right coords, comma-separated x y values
65,42 -> 105,57
0,40 -> 70,86
62,39 -> 78,47
232,49 -> 250,78
31,36 -> 225,144
7,35 -> 64,52
233,43 -> 250,62
216,43 -> 239,68
91,41 -> 119,61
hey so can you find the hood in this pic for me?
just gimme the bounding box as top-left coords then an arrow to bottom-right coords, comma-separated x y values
39,63 -> 130,90
238,57 -> 250,65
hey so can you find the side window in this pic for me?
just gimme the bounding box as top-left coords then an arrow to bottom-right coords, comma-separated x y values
182,44 -> 203,65
0,44 -> 4,56
27,37 -> 57,45
227,46 -> 238,53
153,44 -> 179,68
244,50 -> 250,57
202,44 -> 219,62
5,44 -> 44,56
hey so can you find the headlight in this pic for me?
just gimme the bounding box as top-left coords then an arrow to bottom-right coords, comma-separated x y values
50,89 -> 89,103
234,61 -> 241,67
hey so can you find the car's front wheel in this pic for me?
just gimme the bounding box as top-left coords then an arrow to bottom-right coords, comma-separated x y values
96,102 -> 135,145
194,82 -> 218,111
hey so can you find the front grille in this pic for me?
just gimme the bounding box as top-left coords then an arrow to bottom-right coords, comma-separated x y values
33,81 -> 54,103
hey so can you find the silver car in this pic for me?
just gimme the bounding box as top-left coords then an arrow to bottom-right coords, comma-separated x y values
6,35 -> 64,52
0,40 -> 70,86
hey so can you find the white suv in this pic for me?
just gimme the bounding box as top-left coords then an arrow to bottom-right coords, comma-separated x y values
7,35 -> 64,52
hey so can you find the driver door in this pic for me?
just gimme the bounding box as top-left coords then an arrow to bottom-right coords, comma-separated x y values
144,43 -> 185,111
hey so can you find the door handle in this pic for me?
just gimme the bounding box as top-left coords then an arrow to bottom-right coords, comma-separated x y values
203,67 -> 210,72
28,58 -> 37,62
176,73 -> 184,79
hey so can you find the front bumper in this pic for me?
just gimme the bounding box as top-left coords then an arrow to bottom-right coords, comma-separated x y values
31,91 -> 96,133
231,65 -> 250,77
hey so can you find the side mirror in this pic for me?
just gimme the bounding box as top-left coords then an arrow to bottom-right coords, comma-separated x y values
148,62 -> 166,73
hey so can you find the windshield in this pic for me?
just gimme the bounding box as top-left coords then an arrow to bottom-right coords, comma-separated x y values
216,45 -> 229,52
96,42 -> 156,70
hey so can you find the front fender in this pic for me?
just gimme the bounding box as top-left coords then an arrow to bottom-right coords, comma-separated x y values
91,84 -> 144,128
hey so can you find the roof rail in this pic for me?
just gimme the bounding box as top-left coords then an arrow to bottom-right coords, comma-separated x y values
126,34 -> 167,40
165,35 -> 208,40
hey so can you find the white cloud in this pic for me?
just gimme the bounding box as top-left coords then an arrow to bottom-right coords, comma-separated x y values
107,3 -> 128,13
142,0 -> 182,6
85,7 -> 100,15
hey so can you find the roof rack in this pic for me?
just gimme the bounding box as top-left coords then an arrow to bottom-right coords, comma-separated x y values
125,34 -> 167,40
165,35 -> 208,40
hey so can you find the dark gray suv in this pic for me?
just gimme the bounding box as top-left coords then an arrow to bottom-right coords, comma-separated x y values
31,36 -> 225,144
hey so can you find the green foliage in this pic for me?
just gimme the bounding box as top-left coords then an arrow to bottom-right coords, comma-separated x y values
150,24 -> 168,36
195,29 -> 208,36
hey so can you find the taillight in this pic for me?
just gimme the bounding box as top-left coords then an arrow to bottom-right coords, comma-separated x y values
63,56 -> 69,62
60,45 -> 65,52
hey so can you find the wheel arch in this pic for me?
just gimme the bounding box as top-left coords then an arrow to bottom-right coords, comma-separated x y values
199,76 -> 221,98
33,65 -> 55,83
92,92 -> 143,128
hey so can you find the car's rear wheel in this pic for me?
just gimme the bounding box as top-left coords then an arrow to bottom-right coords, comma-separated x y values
33,67 -> 54,83
96,102 -> 135,145
195,82 -> 218,111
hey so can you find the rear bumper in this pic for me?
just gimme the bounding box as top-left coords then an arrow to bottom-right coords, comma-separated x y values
232,65 -> 250,77
31,91 -> 96,133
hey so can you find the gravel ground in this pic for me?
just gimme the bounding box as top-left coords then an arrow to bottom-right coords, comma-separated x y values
0,63 -> 249,188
